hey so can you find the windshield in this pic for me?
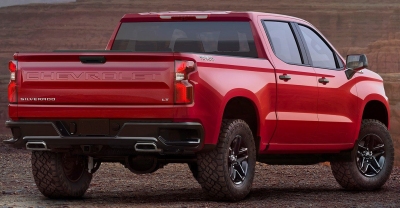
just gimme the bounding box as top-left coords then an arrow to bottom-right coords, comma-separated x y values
112,21 -> 258,58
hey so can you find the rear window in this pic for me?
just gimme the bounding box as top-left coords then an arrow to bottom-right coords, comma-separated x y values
112,22 -> 258,58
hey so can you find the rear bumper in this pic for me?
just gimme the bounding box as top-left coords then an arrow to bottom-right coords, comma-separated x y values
4,120 -> 206,154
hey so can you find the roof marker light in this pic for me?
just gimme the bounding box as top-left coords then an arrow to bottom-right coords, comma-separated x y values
195,15 -> 208,19
160,15 -> 208,20
160,15 -> 172,19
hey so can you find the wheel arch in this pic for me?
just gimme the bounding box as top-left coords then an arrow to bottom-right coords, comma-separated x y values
361,99 -> 389,129
220,92 -> 262,151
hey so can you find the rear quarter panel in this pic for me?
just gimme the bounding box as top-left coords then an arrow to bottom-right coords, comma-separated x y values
174,54 -> 276,149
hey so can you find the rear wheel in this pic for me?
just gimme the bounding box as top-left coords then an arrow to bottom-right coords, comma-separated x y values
197,119 -> 256,201
331,119 -> 394,190
31,151 -> 92,198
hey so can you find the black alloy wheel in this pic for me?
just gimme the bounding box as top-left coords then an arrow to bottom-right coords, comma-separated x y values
356,134 -> 386,177
228,135 -> 249,185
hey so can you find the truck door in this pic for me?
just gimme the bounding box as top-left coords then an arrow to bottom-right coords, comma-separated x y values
296,24 -> 359,144
262,21 -> 319,147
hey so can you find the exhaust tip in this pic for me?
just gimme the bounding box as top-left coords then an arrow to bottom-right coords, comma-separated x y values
26,141 -> 48,151
134,143 -> 161,152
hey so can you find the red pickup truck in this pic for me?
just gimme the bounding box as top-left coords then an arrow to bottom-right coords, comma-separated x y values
4,11 -> 393,201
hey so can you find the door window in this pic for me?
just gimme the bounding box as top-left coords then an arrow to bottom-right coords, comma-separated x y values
298,25 -> 337,69
263,21 -> 303,65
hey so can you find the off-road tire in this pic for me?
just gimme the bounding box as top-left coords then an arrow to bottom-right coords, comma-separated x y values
331,119 -> 394,190
31,151 -> 92,198
197,119 -> 256,201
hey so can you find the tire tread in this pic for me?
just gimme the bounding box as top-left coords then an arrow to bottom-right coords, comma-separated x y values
197,119 -> 256,201
32,151 -> 92,198
331,119 -> 394,190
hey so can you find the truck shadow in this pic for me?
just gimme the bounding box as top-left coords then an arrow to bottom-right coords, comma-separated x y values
40,186 -> 394,206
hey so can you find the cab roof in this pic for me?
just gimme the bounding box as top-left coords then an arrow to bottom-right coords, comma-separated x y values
120,11 -> 308,24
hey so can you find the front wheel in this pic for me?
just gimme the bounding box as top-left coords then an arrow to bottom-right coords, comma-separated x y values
196,119 -> 256,201
331,119 -> 394,190
31,151 -> 92,198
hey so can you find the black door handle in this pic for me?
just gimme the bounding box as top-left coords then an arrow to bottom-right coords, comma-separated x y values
318,77 -> 329,84
279,74 -> 291,81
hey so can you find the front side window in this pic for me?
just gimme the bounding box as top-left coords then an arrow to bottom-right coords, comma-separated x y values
112,22 -> 258,58
263,21 -> 303,65
298,25 -> 337,69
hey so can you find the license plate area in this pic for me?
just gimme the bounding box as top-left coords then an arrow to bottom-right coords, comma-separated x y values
78,119 -> 109,136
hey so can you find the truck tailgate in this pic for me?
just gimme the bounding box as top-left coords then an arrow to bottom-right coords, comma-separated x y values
16,52 -> 175,105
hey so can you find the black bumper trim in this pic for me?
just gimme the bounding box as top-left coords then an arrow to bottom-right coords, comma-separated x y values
5,120 -> 205,154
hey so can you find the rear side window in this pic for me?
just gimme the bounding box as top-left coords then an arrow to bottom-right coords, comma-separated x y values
263,21 -> 303,65
112,22 -> 258,58
298,25 -> 337,69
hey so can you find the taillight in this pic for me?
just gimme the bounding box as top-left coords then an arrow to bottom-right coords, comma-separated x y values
8,60 -> 17,103
174,60 -> 195,104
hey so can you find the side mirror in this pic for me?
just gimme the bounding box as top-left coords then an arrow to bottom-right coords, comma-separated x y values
345,54 -> 368,79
